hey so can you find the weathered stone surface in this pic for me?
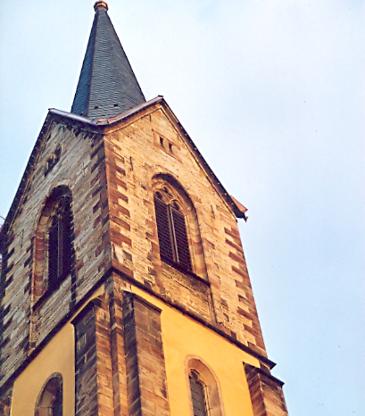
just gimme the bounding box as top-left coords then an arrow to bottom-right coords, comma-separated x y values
70,280 -> 171,416
72,297 -> 114,416
0,384 -> 12,416
0,121 -> 111,389
122,291 -> 170,416
104,103 -> 266,355
245,364 -> 288,416
1,101 -> 272,405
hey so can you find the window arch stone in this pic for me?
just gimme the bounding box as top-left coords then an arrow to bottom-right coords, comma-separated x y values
32,185 -> 74,305
152,174 -> 207,277
34,373 -> 63,416
187,357 -> 224,416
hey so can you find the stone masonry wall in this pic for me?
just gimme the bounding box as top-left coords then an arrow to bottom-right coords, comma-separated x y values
122,291 -> 170,416
245,364 -> 288,416
1,101 -> 269,397
104,102 -> 266,357
72,297 -> 114,416
0,384 -> 12,416
0,119 -> 111,389
71,277 -> 171,416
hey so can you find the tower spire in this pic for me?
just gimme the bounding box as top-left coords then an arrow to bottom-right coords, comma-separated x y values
71,2 -> 146,119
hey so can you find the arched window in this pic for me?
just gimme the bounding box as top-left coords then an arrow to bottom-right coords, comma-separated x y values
152,174 -> 207,277
33,186 -> 74,303
189,371 -> 209,416
154,190 -> 192,272
187,358 -> 224,416
35,374 -> 63,416
47,195 -> 72,286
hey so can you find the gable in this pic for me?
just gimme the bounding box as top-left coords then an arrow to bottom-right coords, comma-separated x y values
103,97 -> 248,221
0,96 -> 246,248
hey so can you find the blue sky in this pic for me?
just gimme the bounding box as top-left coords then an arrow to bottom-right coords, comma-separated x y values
1,1 -> 364,414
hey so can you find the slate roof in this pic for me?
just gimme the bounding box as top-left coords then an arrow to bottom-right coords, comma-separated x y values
71,1 -> 146,119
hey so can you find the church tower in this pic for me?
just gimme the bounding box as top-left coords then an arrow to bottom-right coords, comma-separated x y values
0,3 -> 288,415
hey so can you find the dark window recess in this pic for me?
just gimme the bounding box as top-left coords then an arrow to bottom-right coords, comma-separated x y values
35,375 -> 63,416
154,195 -> 192,272
155,196 -> 175,263
189,372 -> 209,416
50,386 -> 63,416
48,197 -> 72,287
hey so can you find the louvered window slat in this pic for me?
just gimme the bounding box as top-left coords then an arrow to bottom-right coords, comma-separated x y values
155,196 -> 175,263
58,217 -> 65,278
61,198 -> 72,277
171,207 -> 192,272
48,216 -> 59,287
155,192 -> 193,273
48,197 -> 73,288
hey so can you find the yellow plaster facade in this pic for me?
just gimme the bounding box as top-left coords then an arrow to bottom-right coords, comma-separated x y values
10,323 -> 75,416
137,288 -> 258,416
10,285 -> 258,415
10,288 -> 103,416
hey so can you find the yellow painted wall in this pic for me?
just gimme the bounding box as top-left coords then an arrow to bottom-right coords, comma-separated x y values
10,285 -> 257,416
10,323 -> 75,416
10,288 -> 103,416
130,285 -> 258,416
163,309 -> 257,415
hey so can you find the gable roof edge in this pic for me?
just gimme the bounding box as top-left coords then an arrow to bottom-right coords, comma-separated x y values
157,99 -> 248,221
0,111 -> 102,245
97,96 -> 248,220
1,96 -> 247,246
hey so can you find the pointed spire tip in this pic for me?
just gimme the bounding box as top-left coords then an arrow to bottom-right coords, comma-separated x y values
94,1 -> 108,12
72,0 -> 145,118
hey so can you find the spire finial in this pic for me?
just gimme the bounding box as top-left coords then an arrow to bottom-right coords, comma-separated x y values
94,1 -> 108,12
